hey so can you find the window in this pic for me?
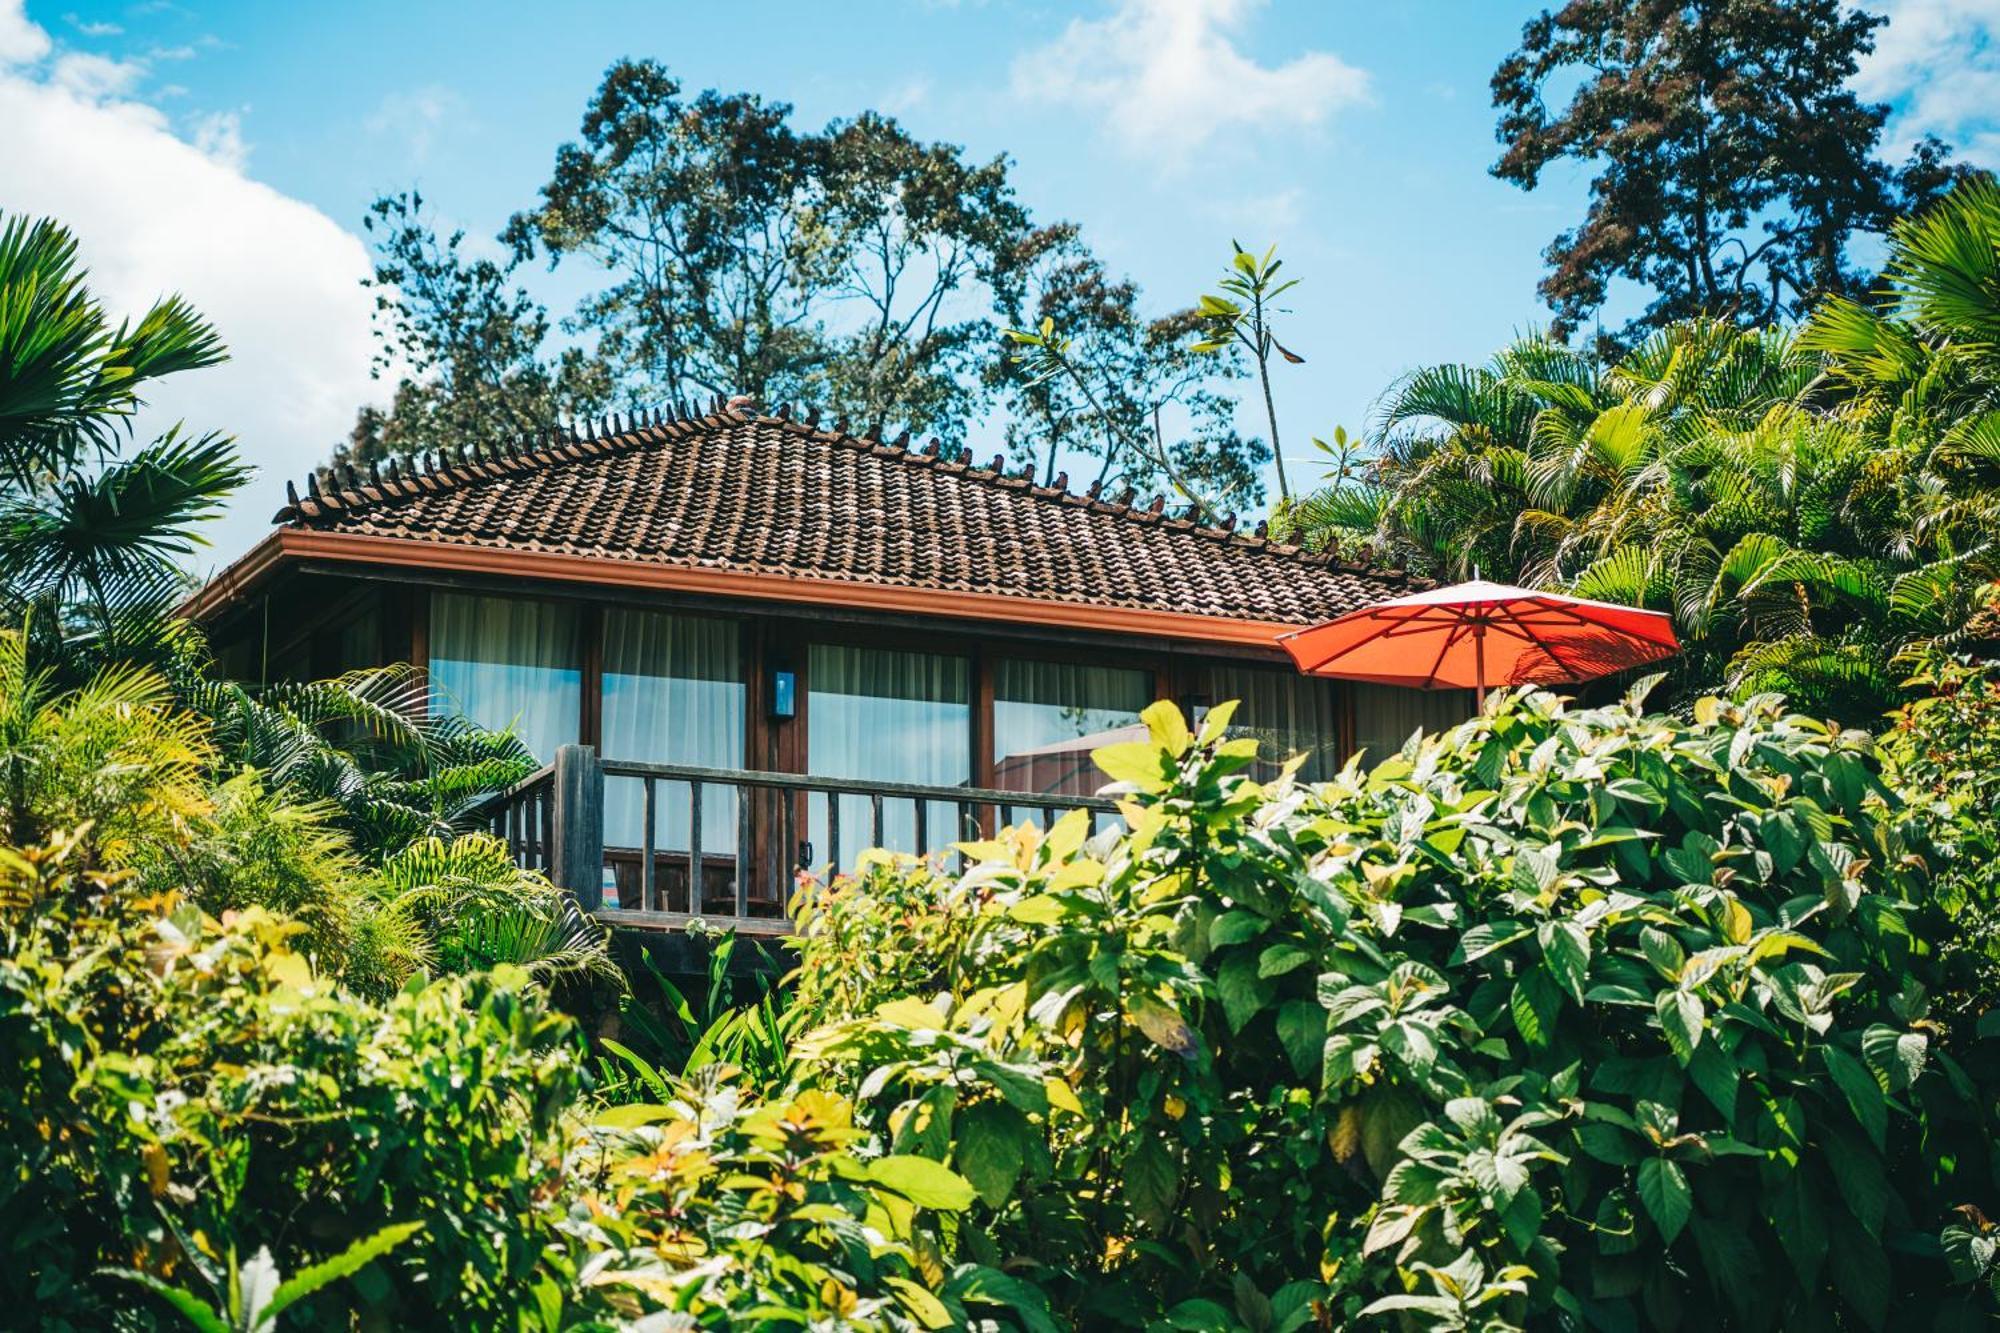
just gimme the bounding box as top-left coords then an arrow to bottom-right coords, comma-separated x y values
807,643 -> 969,863
1204,665 -> 1344,781
1350,682 -> 1475,764
993,658 -> 1153,797
601,610 -> 744,861
428,592 -> 579,762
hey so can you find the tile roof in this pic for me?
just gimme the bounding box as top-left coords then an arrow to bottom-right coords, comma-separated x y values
274,401 -> 1414,628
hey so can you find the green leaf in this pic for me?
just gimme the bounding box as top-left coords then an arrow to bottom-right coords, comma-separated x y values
1258,942 -> 1312,978
1539,920 -> 1591,1001
99,1271 -> 231,1333
1509,968 -> 1561,1049
1125,1138 -> 1177,1228
1656,989 -> 1704,1064
866,1155 -> 978,1211
1686,1040 -> 1739,1122
1276,999 -> 1326,1078
1860,1023 -> 1926,1091
266,1223 -> 424,1325
1218,949 -> 1274,1033
1092,741 -> 1171,790
954,1100 -> 1029,1209
1771,1167 -> 1829,1288
1830,1215 -> 1891,1330
1141,699 -> 1191,755
1210,909 -> 1267,948
886,1276 -> 953,1329
593,1102 -> 677,1130
1637,1157 -> 1692,1245
1822,1046 -> 1888,1149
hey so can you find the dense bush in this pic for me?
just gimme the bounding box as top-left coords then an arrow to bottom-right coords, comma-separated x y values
792,687 -> 2000,1329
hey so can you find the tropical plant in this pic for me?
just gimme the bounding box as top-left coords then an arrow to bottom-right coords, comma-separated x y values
599,930 -> 799,1099
106,1224 -> 423,1333
0,212 -> 247,679
791,693 -> 2000,1329
1193,241 -> 1305,502
364,831 -> 619,996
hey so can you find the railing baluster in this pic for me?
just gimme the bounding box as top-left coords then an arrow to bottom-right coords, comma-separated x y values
640,776 -> 656,913
540,785 -> 554,874
870,792 -> 884,850
736,784 -> 751,919
688,778 -> 705,916
828,795 -> 841,877
914,798 -> 928,857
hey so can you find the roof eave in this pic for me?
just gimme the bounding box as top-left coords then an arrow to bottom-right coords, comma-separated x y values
182,528 -> 1307,650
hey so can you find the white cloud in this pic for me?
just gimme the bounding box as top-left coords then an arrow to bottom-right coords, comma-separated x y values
1854,0 -> 2000,167
1011,0 -> 1369,164
365,83 -> 464,165
0,0 -> 378,569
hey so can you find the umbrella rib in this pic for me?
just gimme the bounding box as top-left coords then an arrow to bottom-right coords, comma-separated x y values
1525,595 -> 1679,648
1420,618 -> 1472,691
1291,605 -> 1438,673
1501,606 -> 1585,681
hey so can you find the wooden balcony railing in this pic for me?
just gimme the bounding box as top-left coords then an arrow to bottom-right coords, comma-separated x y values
483,745 -> 1119,935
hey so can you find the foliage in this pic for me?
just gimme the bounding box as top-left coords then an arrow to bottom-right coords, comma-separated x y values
1291,276 -> 2000,717
0,833 -> 582,1331
364,831 -> 621,997
331,190 -> 613,474
499,61 -> 1028,441
1490,0 -> 1974,346
105,1223 -> 424,1333
555,1072 -> 1058,1330
1879,653 -> 2000,1028
599,930 -> 799,1101
0,212 -> 245,680
992,223 -> 1266,513
790,693 -> 2000,1329
185,661 -> 538,858
1193,242 -> 1305,503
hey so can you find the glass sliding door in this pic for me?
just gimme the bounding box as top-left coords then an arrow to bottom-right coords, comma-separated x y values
428,592 -> 580,762
993,658 -> 1152,800
807,643 -> 969,867
601,609 -> 744,911
1204,665 -> 1344,781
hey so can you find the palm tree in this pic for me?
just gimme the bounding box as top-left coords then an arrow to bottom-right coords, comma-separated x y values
0,213 -> 248,681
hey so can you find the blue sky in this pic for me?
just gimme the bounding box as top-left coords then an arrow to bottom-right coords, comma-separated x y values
5,0 -> 1997,566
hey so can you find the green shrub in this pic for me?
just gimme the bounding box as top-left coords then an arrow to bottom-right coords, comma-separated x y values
793,687 -> 2000,1330
0,834 -> 580,1331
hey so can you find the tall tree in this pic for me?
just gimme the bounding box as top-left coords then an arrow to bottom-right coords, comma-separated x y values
993,224 -> 1268,517
336,192 -> 611,471
500,60 -> 1029,443
1492,0 -> 1969,346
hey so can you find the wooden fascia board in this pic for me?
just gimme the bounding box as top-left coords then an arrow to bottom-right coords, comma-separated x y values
183,528 -> 1303,650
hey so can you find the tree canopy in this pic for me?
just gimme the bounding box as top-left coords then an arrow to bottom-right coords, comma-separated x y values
1492,0 -> 1973,346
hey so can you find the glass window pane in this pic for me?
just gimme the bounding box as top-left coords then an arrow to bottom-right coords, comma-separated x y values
993,659 -> 1152,797
428,592 -> 579,763
807,644 -> 969,864
1350,682 -> 1475,765
602,610 -> 744,873
1205,665 -> 1344,781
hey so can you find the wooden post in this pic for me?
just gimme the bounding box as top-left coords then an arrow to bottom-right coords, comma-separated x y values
552,744 -> 604,911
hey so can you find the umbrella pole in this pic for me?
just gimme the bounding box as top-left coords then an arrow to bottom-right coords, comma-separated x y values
1474,620 -> 1487,711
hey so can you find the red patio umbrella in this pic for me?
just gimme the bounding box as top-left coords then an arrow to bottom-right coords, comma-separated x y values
1277,579 -> 1679,707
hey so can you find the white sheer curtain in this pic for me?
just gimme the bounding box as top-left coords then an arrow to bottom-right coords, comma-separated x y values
1350,682 -> 1475,765
992,658 -> 1152,797
1205,665 -> 1344,781
428,592 -> 579,762
601,609 -> 744,859
807,644 -> 968,865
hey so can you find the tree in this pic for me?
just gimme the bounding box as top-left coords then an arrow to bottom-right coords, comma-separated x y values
334,191 -> 611,472
499,60 -> 1031,444
0,213 -> 246,677
1193,241 -> 1305,503
993,224 -> 1268,518
1492,0 -> 1971,346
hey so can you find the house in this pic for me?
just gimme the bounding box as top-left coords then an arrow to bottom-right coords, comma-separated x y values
186,399 -> 1469,932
